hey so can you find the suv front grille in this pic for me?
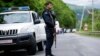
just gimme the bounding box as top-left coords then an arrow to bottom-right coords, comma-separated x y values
0,29 -> 18,36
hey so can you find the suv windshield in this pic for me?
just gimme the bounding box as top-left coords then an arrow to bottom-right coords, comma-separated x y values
0,13 -> 31,24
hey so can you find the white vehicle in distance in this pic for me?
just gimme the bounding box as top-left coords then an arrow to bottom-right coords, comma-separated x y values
0,6 -> 46,55
66,29 -> 71,33
72,29 -> 77,33
55,21 -> 61,34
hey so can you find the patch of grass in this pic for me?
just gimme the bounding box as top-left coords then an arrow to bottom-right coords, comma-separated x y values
77,31 -> 100,38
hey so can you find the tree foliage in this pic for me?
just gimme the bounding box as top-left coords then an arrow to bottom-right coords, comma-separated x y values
0,0 -> 76,28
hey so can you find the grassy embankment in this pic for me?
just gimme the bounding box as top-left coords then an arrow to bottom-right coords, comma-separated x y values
77,31 -> 100,38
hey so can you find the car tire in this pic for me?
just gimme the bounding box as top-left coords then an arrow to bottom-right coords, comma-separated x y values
4,50 -> 10,55
43,41 -> 46,45
27,35 -> 37,55
37,41 -> 44,51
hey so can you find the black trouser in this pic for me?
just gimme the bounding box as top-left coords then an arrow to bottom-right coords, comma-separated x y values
45,27 -> 54,55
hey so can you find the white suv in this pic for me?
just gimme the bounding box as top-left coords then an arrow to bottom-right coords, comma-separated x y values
0,11 -> 46,55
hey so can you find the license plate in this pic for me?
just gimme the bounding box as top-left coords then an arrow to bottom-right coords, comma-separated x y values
0,40 -> 12,44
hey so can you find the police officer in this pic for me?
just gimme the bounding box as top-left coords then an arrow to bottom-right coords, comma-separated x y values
42,1 -> 56,56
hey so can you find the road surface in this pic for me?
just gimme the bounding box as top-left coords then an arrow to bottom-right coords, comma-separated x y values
0,33 -> 100,56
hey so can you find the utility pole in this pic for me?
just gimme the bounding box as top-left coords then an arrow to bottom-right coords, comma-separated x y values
92,0 -> 94,32
79,6 -> 85,31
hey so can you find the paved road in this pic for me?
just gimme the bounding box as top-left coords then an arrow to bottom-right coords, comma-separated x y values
0,33 -> 100,56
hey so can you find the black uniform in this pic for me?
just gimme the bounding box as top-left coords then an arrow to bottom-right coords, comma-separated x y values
42,9 -> 56,55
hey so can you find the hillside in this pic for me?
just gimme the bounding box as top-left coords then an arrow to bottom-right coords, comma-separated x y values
67,4 -> 90,20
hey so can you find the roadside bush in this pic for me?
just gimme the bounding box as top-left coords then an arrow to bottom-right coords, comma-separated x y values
95,22 -> 100,31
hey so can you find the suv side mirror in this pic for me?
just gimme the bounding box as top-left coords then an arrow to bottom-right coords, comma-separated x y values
34,19 -> 40,24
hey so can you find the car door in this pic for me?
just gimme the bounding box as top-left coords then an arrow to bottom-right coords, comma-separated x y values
32,13 -> 46,42
37,19 -> 46,41
32,13 -> 40,42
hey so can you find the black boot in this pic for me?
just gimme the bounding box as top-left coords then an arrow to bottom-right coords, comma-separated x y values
46,54 -> 54,56
50,54 -> 54,56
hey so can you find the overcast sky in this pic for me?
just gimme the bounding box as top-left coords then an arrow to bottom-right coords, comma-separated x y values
62,0 -> 100,8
